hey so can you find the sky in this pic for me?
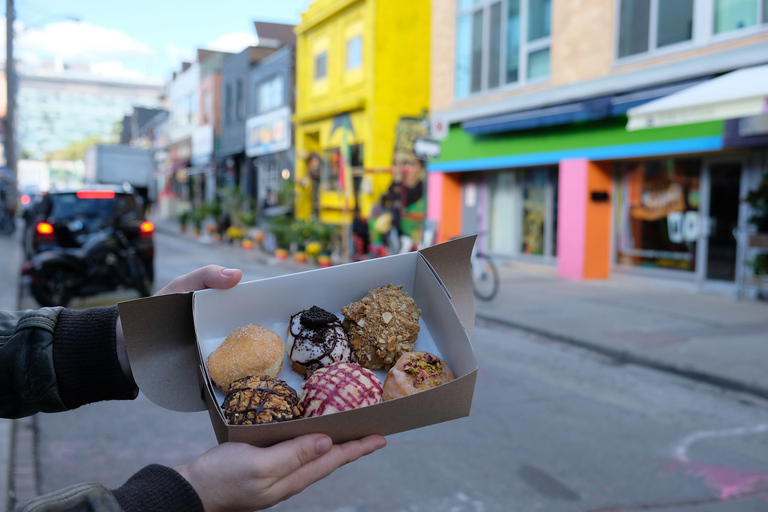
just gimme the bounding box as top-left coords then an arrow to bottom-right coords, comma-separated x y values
6,0 -> 312,81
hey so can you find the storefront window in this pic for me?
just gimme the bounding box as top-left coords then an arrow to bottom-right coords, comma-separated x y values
616,159 -> 701,272
488,166 -> 556,258
320,144 -> 363,192
521,169 -> 548,255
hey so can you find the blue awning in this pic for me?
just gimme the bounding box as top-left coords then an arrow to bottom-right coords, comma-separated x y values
461,78 -> 709,136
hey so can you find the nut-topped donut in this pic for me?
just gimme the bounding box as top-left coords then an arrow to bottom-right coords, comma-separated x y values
382,351 -> 455,401
341,284 -> 421,371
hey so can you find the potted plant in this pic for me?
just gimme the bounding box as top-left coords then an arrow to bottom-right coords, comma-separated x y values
270,215 -> 294,261
190,208 -> 206,236
746,174 -> 768,242
178,210 -> 191,233
746,175 -> 768,286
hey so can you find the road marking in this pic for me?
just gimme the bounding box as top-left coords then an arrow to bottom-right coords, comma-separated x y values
674,424 -> 768,500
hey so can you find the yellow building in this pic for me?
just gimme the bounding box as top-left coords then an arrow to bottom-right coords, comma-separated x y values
293,0 -> 431,226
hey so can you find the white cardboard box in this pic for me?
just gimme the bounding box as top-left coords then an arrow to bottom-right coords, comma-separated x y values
119,236 -> 478,447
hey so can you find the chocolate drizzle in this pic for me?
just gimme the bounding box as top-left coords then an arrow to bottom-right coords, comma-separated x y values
289,309 -> 350,376
222,375 -> 303,425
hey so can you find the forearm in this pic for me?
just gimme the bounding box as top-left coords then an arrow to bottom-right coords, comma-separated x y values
11,465 -> 203,512
0,306 -> 137,419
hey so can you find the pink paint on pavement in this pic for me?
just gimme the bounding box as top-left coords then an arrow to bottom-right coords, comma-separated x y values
557,159 -> 588,280
427,172 -> 444,222
681,461 -> 768,500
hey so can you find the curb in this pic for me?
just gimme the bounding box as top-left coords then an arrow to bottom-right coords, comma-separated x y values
475,313 -> 768,402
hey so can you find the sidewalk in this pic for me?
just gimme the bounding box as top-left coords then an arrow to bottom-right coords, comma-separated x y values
473,262 -> 768,399
0,222 -> 23,512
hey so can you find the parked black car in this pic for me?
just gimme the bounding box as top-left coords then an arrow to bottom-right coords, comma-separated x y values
22,184 -> 155,283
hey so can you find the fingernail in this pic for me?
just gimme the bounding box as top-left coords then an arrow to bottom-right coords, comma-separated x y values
316,437 -> 332,455
221,268 -> 237,276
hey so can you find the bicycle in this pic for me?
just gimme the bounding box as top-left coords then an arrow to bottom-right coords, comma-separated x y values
469,237 -> 499,301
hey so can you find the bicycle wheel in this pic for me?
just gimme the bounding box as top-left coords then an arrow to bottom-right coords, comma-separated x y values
471,253 -> 499,301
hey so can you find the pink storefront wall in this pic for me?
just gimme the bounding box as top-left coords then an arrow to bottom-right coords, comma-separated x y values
557,159 -> 588,280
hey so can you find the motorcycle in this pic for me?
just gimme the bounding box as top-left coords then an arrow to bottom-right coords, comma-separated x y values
22,225 -> 152,307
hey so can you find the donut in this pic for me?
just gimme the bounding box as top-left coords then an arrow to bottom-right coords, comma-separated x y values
382,351 -> 455,401
300,362 -> 383,417
341,284 -> 421,371
222,375 -> 303,425
206,324 -> 284,391
286,306 -> 352,377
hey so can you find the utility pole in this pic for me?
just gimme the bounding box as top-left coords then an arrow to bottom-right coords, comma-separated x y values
5,0 -> 16,209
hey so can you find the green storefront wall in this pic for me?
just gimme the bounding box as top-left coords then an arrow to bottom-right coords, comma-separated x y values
428,117 -> 725,172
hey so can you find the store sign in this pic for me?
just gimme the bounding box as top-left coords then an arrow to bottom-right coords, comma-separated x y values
191,125 -> 214,165
245,106 -> 291,157
667,211 -> 699,243
738,113 -> 768,137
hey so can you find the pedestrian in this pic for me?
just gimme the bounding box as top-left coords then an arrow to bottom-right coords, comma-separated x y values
1,264 -> 386,512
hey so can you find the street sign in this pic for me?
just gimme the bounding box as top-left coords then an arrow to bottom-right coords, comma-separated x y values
413,138 -> 441,159
430,117 -> 449,140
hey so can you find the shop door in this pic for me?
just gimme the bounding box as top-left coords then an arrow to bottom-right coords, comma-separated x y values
704,163 -> 742,282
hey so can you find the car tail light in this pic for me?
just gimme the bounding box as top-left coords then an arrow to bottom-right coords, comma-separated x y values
77,190 -> 115,199
36,222 -> 54,235
139,221 -> 154,239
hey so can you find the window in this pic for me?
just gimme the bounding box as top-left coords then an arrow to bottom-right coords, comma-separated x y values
315,52 -> 328,80
714,0 -> 766,33
455,0 -> 551,98
618,0 -> 694,57
617,0 -> 767,59
236,78 -> 245,121
225,84 -> 233,124
615,159 -> 701,272
346,36 -> 362,70
258,74 -> 284,114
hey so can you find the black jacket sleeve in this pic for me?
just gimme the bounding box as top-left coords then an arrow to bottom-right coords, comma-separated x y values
2,306 -> 204,512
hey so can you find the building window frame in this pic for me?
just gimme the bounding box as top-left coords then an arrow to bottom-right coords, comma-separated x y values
614,0 -> 768,65
315,51 -> 328,81
257,74 -> 285,114
346,35 -> 363,70
455,0 -> 552,100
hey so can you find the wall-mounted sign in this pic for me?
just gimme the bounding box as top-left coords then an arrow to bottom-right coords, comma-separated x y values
430,116 -> 449,140
413,138 -> 441,159
739,113 -> 768,137
191,125 -> 214,165
245,106 -> 291,157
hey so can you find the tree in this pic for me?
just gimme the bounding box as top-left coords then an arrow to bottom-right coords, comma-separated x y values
44,134 -> 112,161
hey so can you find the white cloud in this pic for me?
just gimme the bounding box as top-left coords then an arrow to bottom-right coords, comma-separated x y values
17,20 -> 154,61
90,61 -> 146,79
204,32 -> 258,53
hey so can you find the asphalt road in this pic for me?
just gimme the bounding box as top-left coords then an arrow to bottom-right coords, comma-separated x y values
24,231 -> 768,511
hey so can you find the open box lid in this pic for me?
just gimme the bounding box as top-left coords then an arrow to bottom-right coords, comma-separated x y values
118,235 -> 476,413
